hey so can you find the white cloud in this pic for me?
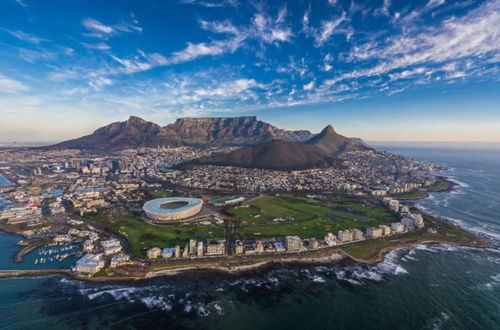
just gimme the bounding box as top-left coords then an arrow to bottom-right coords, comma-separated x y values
18,48 -> 57,63
82,18 -> 114,34
375,0 -> 392,17
425,0 -> 446,10
4,29 -> 46,44
111,51 -> 168,74
315,12 -> 346,46
88,77 -> 113,90
182,0 -> 238,8
303,81 -> 315,90
15,0 -> 28,8
82,17 -> 142,38
251,9 -> 293,44
0,74 -> 28,93
199,19 -> 240,35
194,78 -> 263,98
170,36 -> 245,64
335,0 -> 500,83
81,42 -> 111,50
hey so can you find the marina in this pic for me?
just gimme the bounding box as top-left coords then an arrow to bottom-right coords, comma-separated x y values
0,232 -> 81,270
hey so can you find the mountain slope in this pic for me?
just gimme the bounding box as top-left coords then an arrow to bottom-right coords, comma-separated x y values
189,139 -> 340,171
189,125 -> 369,170
306,125 -> 370,154
48,116 -> 180,151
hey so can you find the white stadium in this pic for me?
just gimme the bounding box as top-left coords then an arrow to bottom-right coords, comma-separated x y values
143,197 -> 203,222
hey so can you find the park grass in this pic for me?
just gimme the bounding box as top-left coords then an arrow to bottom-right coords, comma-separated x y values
394,190 -> 429,200
427,178 -> 452,192
90,209 -> 224,258
228,195 -> 399,240
334,202 -> 399,222
148,188 -> 173,199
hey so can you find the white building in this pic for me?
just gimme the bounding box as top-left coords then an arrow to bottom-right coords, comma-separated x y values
352,228 -> 365,241
366,227 -> 383,238
285,236 -> 303,251
76,253 -> 105,275
324,233 -> 337,246
378,225 -> 391,236
147,247 -> 161,259
110,254 -> 130,268
101,239 -> 122,255
337,230 -> 353,243
162,248 -> 175,259
391,222 -> 405,233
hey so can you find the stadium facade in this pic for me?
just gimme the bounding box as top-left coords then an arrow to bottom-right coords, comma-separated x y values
143,197 -> 203,222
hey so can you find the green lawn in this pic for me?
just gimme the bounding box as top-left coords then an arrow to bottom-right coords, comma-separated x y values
90,209 -> 224,258
394,190 -> 428,200
148,188 -> 173,199
228,195 -> 399,240
427,179 -> 451,192
334,202 -> 399,222
342,232 -> 440,260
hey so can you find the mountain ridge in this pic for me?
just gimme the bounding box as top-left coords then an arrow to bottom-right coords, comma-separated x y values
47,116 -> 314,151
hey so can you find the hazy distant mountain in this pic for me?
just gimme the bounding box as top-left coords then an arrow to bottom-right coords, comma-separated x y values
189,125 -> 369,170
306,125 -> 370,154
47,116 -> 314,151
349,137 -> 370,148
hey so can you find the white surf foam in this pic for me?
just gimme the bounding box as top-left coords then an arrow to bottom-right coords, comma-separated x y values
140,296 -> 173,311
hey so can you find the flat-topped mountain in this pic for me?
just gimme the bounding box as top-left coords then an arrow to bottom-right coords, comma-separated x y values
166,116 -> 313,146
48,116 -> 313,151
189,125 -> 370,170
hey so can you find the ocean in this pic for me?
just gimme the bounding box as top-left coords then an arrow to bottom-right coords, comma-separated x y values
0,147 -> 499,330
0,173 -> 11,186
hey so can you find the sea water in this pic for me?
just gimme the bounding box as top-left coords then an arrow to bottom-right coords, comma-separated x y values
0,147 -> 499,329
0,173 -> 11,186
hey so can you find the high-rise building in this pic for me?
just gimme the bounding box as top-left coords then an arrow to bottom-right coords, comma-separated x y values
352,228 -> 365,240
147,247 -> 161,259
366,227 -> 383,238
197,242 -> 204,257
189,239 -> 197,255
337,229 -> 353,242
378,225 -> 391,236
285,236 -> 303,251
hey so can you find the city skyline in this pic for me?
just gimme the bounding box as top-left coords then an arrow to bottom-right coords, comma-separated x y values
1,0 -> 499,143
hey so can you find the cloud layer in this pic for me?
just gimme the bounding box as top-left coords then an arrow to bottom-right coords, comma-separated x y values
0,0 -> 499,141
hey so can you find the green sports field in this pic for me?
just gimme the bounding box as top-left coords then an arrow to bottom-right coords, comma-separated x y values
227,195 -> 399,240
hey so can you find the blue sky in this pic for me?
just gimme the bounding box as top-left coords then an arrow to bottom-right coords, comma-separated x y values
0,0 -> 499,143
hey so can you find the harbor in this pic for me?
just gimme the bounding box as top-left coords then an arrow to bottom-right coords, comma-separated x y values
0,231 -> 81,270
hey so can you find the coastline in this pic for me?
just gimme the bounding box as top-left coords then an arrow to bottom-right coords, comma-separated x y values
0,173 -> 489,283
340,238 -> 489,265
0,229 -> 488,283
392,176 -> 456,200
0,170 -> 14,187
